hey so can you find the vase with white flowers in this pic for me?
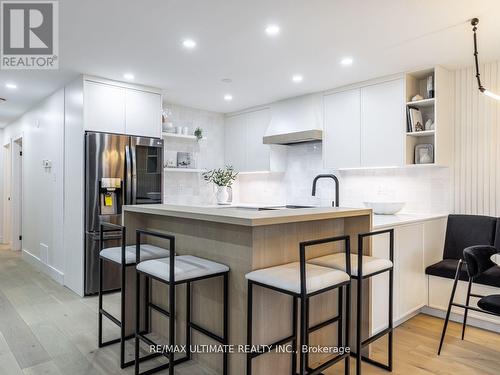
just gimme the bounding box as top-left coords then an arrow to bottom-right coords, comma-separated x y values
202,165 -> 238,204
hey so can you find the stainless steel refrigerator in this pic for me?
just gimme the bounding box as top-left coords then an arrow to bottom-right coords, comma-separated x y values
84,132 -> 163,295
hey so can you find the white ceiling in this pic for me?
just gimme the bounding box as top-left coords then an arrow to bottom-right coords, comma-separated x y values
1,0 -> 500,128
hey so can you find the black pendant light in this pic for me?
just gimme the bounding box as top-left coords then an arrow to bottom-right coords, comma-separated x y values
471,18 -> 500,100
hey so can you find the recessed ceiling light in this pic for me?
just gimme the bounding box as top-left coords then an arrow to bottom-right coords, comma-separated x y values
340,57 -> 354,66
224,94 -> 233,101
221,78 -> 233,83
5,83 -> 17,89
123,73 -> 134,81
292,74 -> 303,83
182,39 -> 197,49
265,24 -> 280,36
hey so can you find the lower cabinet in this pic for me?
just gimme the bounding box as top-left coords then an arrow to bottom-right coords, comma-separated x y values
370,217 -> 447,334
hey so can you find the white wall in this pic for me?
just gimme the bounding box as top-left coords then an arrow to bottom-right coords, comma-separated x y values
451,60 -> 500,216
1,88 -> 65,282
0,128 -> 3,243
162,102 -> 225,205
235,142 -> 450,214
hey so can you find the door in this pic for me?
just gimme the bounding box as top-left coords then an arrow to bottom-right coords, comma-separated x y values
2,143 -> 11,245
361,79 -> 404,167
125,89 -> 162,138
323,89 -> 361,169
11,137 -> 22,251
129,137 -> 163,205
84,81 -> 126,134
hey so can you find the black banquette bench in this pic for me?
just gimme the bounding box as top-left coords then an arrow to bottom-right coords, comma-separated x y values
425,214 -> 500,287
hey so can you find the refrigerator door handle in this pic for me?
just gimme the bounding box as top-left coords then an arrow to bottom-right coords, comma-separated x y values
131,144 -> 137,205
125,145 -> 132,205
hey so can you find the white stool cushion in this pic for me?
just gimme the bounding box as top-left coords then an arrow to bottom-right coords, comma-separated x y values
100,244 -> 170,265
245,262 -> 349,295
136,255 -> 229,283
309,253 -> 392,277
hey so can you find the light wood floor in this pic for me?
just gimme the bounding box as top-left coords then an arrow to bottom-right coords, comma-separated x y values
1,244 -> 500,375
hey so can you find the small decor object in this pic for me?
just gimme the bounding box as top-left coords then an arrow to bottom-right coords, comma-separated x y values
415,144 -> 434,164
164,151 -> 177,168
194,127 -> 203,140
426,75 -> 434,98
163,122 -> 175,133
424,119 -> 435,131
411,94 -> 424,102
182,126 -> 189,135
161,107 -> 172,124
408,106 -> 423,132
177,152 -> 192,168
176,126 -> 183,134
203,165 -> 238,205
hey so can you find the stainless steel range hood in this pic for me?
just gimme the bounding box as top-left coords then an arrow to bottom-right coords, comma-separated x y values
263,93 -> 323,145
263,129 -> 322,145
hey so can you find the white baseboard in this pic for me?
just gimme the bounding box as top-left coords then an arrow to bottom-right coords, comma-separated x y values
22,249 -> 64,285
422,306 -> 500,334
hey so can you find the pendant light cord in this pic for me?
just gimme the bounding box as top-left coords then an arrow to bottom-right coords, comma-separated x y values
471,18 -> 485,93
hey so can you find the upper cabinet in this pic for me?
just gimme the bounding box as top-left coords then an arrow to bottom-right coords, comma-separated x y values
125,89 -> 162,138
225,108 -> 286,172
84,81 -> 125,134
323,78 -> 405,169
361,79 -> 404,167
83,79 -> 162,138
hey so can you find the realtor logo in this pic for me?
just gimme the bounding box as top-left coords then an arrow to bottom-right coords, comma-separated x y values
1,0 -> 58,69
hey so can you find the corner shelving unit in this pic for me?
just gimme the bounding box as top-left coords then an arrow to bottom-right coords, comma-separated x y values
404,66 -> 452,167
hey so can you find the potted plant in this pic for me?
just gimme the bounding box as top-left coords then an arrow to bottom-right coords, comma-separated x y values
203,165 -> 238,204
194,127 -> 203,140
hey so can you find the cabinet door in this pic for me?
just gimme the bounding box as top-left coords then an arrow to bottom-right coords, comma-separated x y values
396,223 -> 425,321
84,81 -> 125,134
224,114 -> 247,171
245,108 -> 271,171
361,79 -> 404,167
125,89 -> 162,138
323,89 -> 361,169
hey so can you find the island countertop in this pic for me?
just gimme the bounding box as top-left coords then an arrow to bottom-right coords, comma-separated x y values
123,203 -> 372,227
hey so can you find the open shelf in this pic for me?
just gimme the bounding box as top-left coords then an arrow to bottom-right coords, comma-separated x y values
162,132 -> 199,140
406,130 -> 435,137
164,167 -> 206,173
406,98 -> 435,108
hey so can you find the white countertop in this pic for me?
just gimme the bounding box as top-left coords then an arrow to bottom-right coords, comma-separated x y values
372,213 -> 447,229
123,203 -> 372,227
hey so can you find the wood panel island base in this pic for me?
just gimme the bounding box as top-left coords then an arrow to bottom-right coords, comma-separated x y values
122,204 -> 373,375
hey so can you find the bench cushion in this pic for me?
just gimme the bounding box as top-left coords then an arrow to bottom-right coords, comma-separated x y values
478,295 -> 500,314
426,259 -> 500,288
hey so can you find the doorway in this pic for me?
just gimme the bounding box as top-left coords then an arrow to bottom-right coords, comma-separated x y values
11,137 -> 22,251
2,142 -> 11,246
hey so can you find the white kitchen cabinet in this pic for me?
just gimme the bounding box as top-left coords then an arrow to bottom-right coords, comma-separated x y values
323,89 -> 361,169
225,108 -> 286,172
84,81 -> 126,134
323,78 -> 404,169
224,114 -> 247,171
361,79 -> 404,167
125,89 -> 162,138
370,221 -> 427,334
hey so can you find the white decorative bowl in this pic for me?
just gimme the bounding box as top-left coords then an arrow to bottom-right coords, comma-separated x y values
363,201 -> 405,215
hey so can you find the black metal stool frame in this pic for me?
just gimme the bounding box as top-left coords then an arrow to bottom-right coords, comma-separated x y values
98,222 -> 161,368
134,229 -> 229,375
246,235 -> 352,375
438,245 -> 500,355
352,229 -> 394,375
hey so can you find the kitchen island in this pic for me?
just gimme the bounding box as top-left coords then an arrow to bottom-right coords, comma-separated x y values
122,204 -> 373,374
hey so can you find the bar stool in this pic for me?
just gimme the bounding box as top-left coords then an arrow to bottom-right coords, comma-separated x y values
245,235 -> 352,375
310,229 -> 394,375
134,229 -> 230,375
98,222 -> 171,368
